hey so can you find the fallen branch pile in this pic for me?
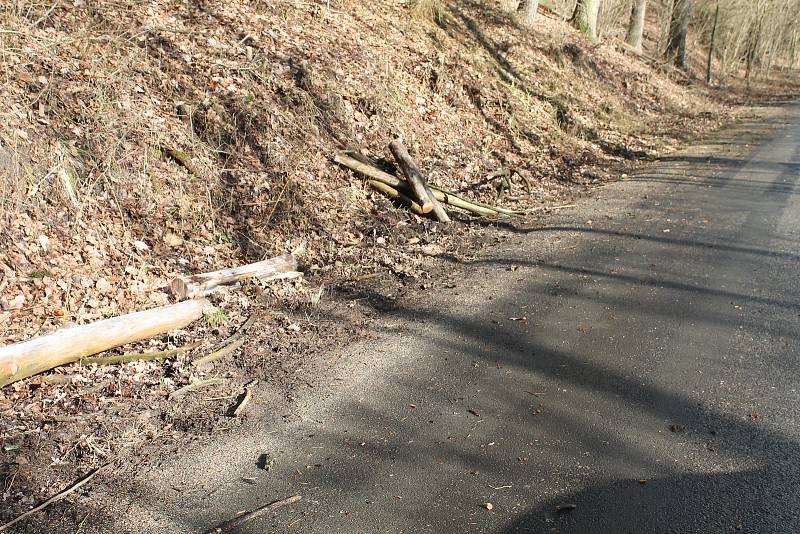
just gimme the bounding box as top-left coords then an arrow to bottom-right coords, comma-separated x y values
334,139 -> 521,221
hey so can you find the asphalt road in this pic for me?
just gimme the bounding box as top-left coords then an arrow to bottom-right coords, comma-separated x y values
110,105 -> 800,533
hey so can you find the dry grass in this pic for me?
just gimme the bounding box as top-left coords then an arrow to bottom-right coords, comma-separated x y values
412,0 -> 448,24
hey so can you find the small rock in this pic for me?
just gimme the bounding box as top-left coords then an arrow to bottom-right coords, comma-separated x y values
421,244 -> 444,256
164,233 -> 183,247
96,278 -> 113,293
483,502 -> 494,511
38,234 -> 50,253
2,294 -> 25,310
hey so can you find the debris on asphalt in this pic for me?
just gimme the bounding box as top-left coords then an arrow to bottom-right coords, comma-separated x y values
230,380 -> 258,417
207,494 -> 301,532
257,453 -> 275,471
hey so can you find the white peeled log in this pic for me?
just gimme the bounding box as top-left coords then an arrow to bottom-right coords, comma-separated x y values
171,253 -> 302,300
0,299 -> 212,388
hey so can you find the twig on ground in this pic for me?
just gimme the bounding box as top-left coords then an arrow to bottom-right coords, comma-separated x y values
525,204 -> 577,213
0,464 -> 108,532
170,378 -> 225,399
207,495 -> 302,533
192,316 -> 257,367
230,379 -> 258,417
81,342 -> 202,366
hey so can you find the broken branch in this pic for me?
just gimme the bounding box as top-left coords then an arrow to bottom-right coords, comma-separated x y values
231,379 -> 258,417
170,377 -> 225,399
172,254 -> 302,301
388,139 -> 434,213
81,341 -> 202,366
367,180 -> 426,216
334,152 -> 515,218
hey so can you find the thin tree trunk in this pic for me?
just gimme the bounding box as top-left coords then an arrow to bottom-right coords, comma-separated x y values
745,15 -> 763,87
666,0 -> 693,67
570,0 -> 601,42
625,0 -> 648,53
517,0 -> 538,24
706,2 -> 720,84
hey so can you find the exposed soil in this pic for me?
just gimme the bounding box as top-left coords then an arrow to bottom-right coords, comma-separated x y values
1,0 -> 798,530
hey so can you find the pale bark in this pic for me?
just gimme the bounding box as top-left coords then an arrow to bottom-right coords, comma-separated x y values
388,139 -> 435,214
171,255 -> 301,300
517,0 -> 538,24
334,152 -> 518,217
570,0 -> 601,41
0,299 -> 211,387
625,0 -> 648,53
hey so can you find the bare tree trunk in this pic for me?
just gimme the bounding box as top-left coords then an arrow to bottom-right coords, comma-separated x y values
570,0 -> 601,41
666,0 -> 693,67
517,0 -> 538,24
625,0 -> 648,53
745,15 -> 763,87
706,2 -> 720,84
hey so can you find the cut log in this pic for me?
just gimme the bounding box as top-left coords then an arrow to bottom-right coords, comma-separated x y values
367,180 -> 426,216
388,139 -> 438,216
172,254 -> 302,300
0,299 -> 211,388
333,152 -> 405,189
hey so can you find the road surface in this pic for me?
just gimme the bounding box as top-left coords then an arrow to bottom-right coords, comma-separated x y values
111,104 -> 800,533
